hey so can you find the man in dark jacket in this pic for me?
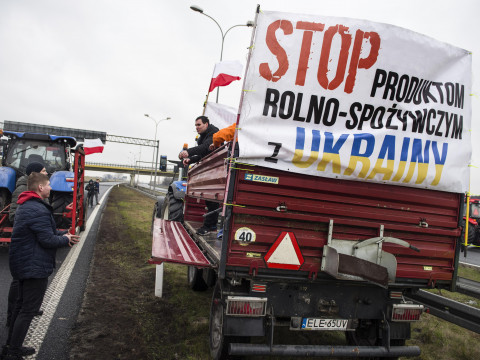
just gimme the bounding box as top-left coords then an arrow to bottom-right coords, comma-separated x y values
85,179 -> 95,207
178,116 -> 219,166
2,173 -> 79,360
178,116 -> 220,235
6,162 -> 48,331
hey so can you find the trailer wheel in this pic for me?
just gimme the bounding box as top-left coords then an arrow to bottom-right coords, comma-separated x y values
161,192 -> 183,222
210,281 -> 238,360
345,320 -> 378,346
51,192 -> 73,229
346,320 -> 404,360
187,266 -> 208,291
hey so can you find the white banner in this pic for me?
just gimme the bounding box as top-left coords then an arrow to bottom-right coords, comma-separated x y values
237,10 -> 472,193
204,102 -> 237,129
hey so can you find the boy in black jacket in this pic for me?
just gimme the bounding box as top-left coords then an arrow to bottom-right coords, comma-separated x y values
2,173 -> 79,360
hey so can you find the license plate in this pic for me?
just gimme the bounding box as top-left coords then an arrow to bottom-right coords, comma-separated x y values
301,318 -> 349,330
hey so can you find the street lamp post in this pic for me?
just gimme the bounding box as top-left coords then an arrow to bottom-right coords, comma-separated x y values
190,5 -> 253,103
144,114 -> 171,193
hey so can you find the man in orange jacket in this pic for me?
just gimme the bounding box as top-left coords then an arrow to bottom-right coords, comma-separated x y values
210,123 -> 236,150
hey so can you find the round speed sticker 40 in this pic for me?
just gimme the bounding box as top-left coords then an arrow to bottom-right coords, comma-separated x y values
235,227 -> 256,246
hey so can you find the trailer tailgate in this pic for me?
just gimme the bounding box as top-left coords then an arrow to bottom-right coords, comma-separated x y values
150,218 -> 211,267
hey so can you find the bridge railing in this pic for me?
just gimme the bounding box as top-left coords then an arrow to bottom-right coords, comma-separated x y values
85,162 -> 175,172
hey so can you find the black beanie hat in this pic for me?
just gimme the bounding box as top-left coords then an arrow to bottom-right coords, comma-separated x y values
26,162 -> 45,175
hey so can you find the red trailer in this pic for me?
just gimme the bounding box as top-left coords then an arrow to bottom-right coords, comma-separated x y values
150,7 -> 470,359
151,143 -> 464,359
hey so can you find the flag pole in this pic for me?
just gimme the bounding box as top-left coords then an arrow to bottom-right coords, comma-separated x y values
202,91 -> 210,116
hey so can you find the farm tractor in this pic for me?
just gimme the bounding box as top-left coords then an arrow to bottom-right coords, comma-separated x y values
0,130 -> 86,242
461,197 -> 480,246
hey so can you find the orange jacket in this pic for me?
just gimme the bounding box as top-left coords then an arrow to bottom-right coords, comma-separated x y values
212,123 -> 236,147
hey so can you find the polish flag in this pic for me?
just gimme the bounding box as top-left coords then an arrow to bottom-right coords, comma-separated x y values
208,60 -> 243,92
83,138 -> 104,155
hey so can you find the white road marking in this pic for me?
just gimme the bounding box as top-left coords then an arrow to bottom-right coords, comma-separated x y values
23,186 -> 114,359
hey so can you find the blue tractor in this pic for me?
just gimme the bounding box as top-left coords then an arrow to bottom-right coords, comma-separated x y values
0,130 -> 77,228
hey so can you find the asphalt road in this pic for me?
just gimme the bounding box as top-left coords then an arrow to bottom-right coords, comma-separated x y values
461,245 -> 480,267
0,182 -> 118,359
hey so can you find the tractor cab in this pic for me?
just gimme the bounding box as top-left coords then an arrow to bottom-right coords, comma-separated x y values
0,131 -> 77,228
467,198 -> 480,222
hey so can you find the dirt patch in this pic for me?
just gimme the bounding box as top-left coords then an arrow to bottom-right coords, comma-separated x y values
69,186 -> 212,360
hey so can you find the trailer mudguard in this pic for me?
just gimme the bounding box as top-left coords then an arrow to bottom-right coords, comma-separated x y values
49,171 -> 75,192
0,167 -> 17,194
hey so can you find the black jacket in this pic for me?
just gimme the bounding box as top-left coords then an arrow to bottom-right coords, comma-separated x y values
85,182 -> 95,196
9,191 -> 69,280
186,124 -> 219,160
9,175 -> 28,222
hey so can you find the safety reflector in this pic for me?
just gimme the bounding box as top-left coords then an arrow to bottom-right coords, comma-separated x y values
264,231 -> 304,270
226,296 -> 267,317
389,291 -> 403,299
251,283 -> 267,293
391,304 -> 424,322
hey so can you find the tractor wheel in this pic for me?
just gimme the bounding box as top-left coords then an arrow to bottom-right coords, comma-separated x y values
151,202 -> 159,235
0,189 -> 10,212
51,192 -> 73,229
79,195 -> 87,232
460,219 -> 475,245
161,192 -> 184,222
187,266 -> 208,291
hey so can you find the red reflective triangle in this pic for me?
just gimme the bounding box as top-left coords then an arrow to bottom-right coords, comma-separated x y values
264,231 -> 304,270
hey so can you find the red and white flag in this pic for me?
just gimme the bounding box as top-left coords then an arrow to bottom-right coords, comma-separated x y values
83,138 -> 104,155
208,60 -> 243,92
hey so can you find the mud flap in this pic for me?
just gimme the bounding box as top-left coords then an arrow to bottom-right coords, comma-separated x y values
322,245 -> 390,288
150,218 -> 211,267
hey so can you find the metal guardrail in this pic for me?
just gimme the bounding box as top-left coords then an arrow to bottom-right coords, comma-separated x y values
126,184 -> 168,200
406,288 -> 480,334
456,276 -> 480,299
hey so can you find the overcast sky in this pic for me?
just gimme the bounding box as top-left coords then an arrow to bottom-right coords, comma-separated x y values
0,0 -> 478,191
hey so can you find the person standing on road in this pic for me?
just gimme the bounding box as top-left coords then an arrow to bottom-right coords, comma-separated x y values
85,179 -> 95,207
6,162 -> 49,330
94,178 -> 100,205
2,173 -> 80,360
178,116 -> 219,235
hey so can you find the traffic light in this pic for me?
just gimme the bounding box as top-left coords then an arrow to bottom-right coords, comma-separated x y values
160,155 -> 167,171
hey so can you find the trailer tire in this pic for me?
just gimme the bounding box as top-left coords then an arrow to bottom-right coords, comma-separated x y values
346,320 -> 404,360
161,192 -> 183,222
210,281 -> 241,360
51,192 -> 73,229
187,266 -> 208,291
